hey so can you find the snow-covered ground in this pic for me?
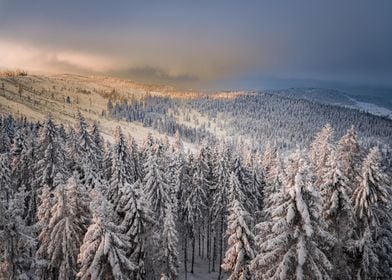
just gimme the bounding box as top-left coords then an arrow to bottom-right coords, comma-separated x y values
180,254 -> 227,280
346,96 -> 392,119
0,74 -> 200,148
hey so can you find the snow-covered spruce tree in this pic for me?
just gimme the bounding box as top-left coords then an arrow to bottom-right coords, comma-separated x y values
221,172 -> 255,280
176,152 -> 193,278
76,112 -> 97,166
45,175 -> 90,279
35,115 -> 68,190
351,147 -> 392,279
35,173 -> 66,279
107,127 -> 136,205
166,136 -> 185,206
310,123 -> 334,179
337,126 -> 360,182
211,143 -> 231,278
193,142 -> 215,269
118,180 -> 155,280
10,130 -> 38,224
353,147 -> 389,221
244,151 -> 264,220
232,156 -> 257,214
65,127 -> 80,170
91,121 -> 105,170
0,152 -> 12,204
139,132 -> 155,178
128,134 -> 142,183
104,142 -> 113,182
261,142 -> 278,176
143,143 -> 171,222
251,155 -> 334,280
0,122 -> 11,153
36,185 -> 54,264
78,191 -> 135,280
0,153 -> 36,279
74,112 -> 102,187
159,204 -> 179,280
10,129 -> 25,170
319,147 -> 354,279
186,168 -> 207,273
262,151 -> 287,220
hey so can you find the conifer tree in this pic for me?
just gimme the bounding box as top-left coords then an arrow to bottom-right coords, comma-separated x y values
251,155 -> 334,280
118,180 -> 155,280
263,151 -> 283,217
0,153 -> 36,279
36,173 -> 66,279
211,143 -> 231,278
310,123 -> 334,178
222,173 -> 255,280
160,204 -> 179,280
78,192 -> 135,280
107,127 -> 135,205
143,143 -> 171,221
91,121 -> 105,169
46,176 -> 90,279
337,126 -> 360,181
104,142 -> 113,182
186,169 -> 207,273
352,147 -> 392,279
320,148 -> 354,278
232,156 -> 257,213
10,130 -> 38,224
261,142 -> 277,176
35,115 -> 68,190
244,151 -> 264,219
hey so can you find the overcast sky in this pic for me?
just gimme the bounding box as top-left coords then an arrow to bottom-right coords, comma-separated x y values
0,0 -> 391,90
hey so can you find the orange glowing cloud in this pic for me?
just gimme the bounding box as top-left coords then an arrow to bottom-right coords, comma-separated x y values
0,40 -> 119,74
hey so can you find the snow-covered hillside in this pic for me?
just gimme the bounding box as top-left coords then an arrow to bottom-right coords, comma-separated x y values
269,87 -> 392,119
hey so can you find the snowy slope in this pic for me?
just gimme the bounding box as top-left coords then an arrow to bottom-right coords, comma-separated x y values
0,74 -> 200,146
270,87 -> 392,119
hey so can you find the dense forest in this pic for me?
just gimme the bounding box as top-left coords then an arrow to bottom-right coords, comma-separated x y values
108,97 -> 214,144
190,92 -> 392,149
0,112 -> 391,280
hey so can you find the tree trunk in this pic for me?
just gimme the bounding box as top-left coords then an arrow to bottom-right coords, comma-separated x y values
184,231 -> 188,280
198,229 -> 201,257
212,230 -> 217,272
202,225 -> 205,259
218,213 -> 224,280
207,218 -> 211,272
191,236 -> 195,274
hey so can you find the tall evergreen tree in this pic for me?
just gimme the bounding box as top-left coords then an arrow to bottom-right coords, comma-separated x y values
352,147 -> 392,279
320,147 -> 354,278
107,127 -> 135,205
211,143 -> 231,278
251,155 -> 334,279
185,169 -> 207,273
118,180 -> 155,280
232,156 -> 256,212
221,173 -> 255,280
143,143 -> 171,222
337,126 -> 360,182
0,153 -> 36,279
35,115 -> 68,190
160,204 -> 179,280
46,176 -> 90,279
78,192 -> 135,280
310,123 -> 334,179
91,121 -> 105,169
12,130 -> 38,224
261,142 -> 277,176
